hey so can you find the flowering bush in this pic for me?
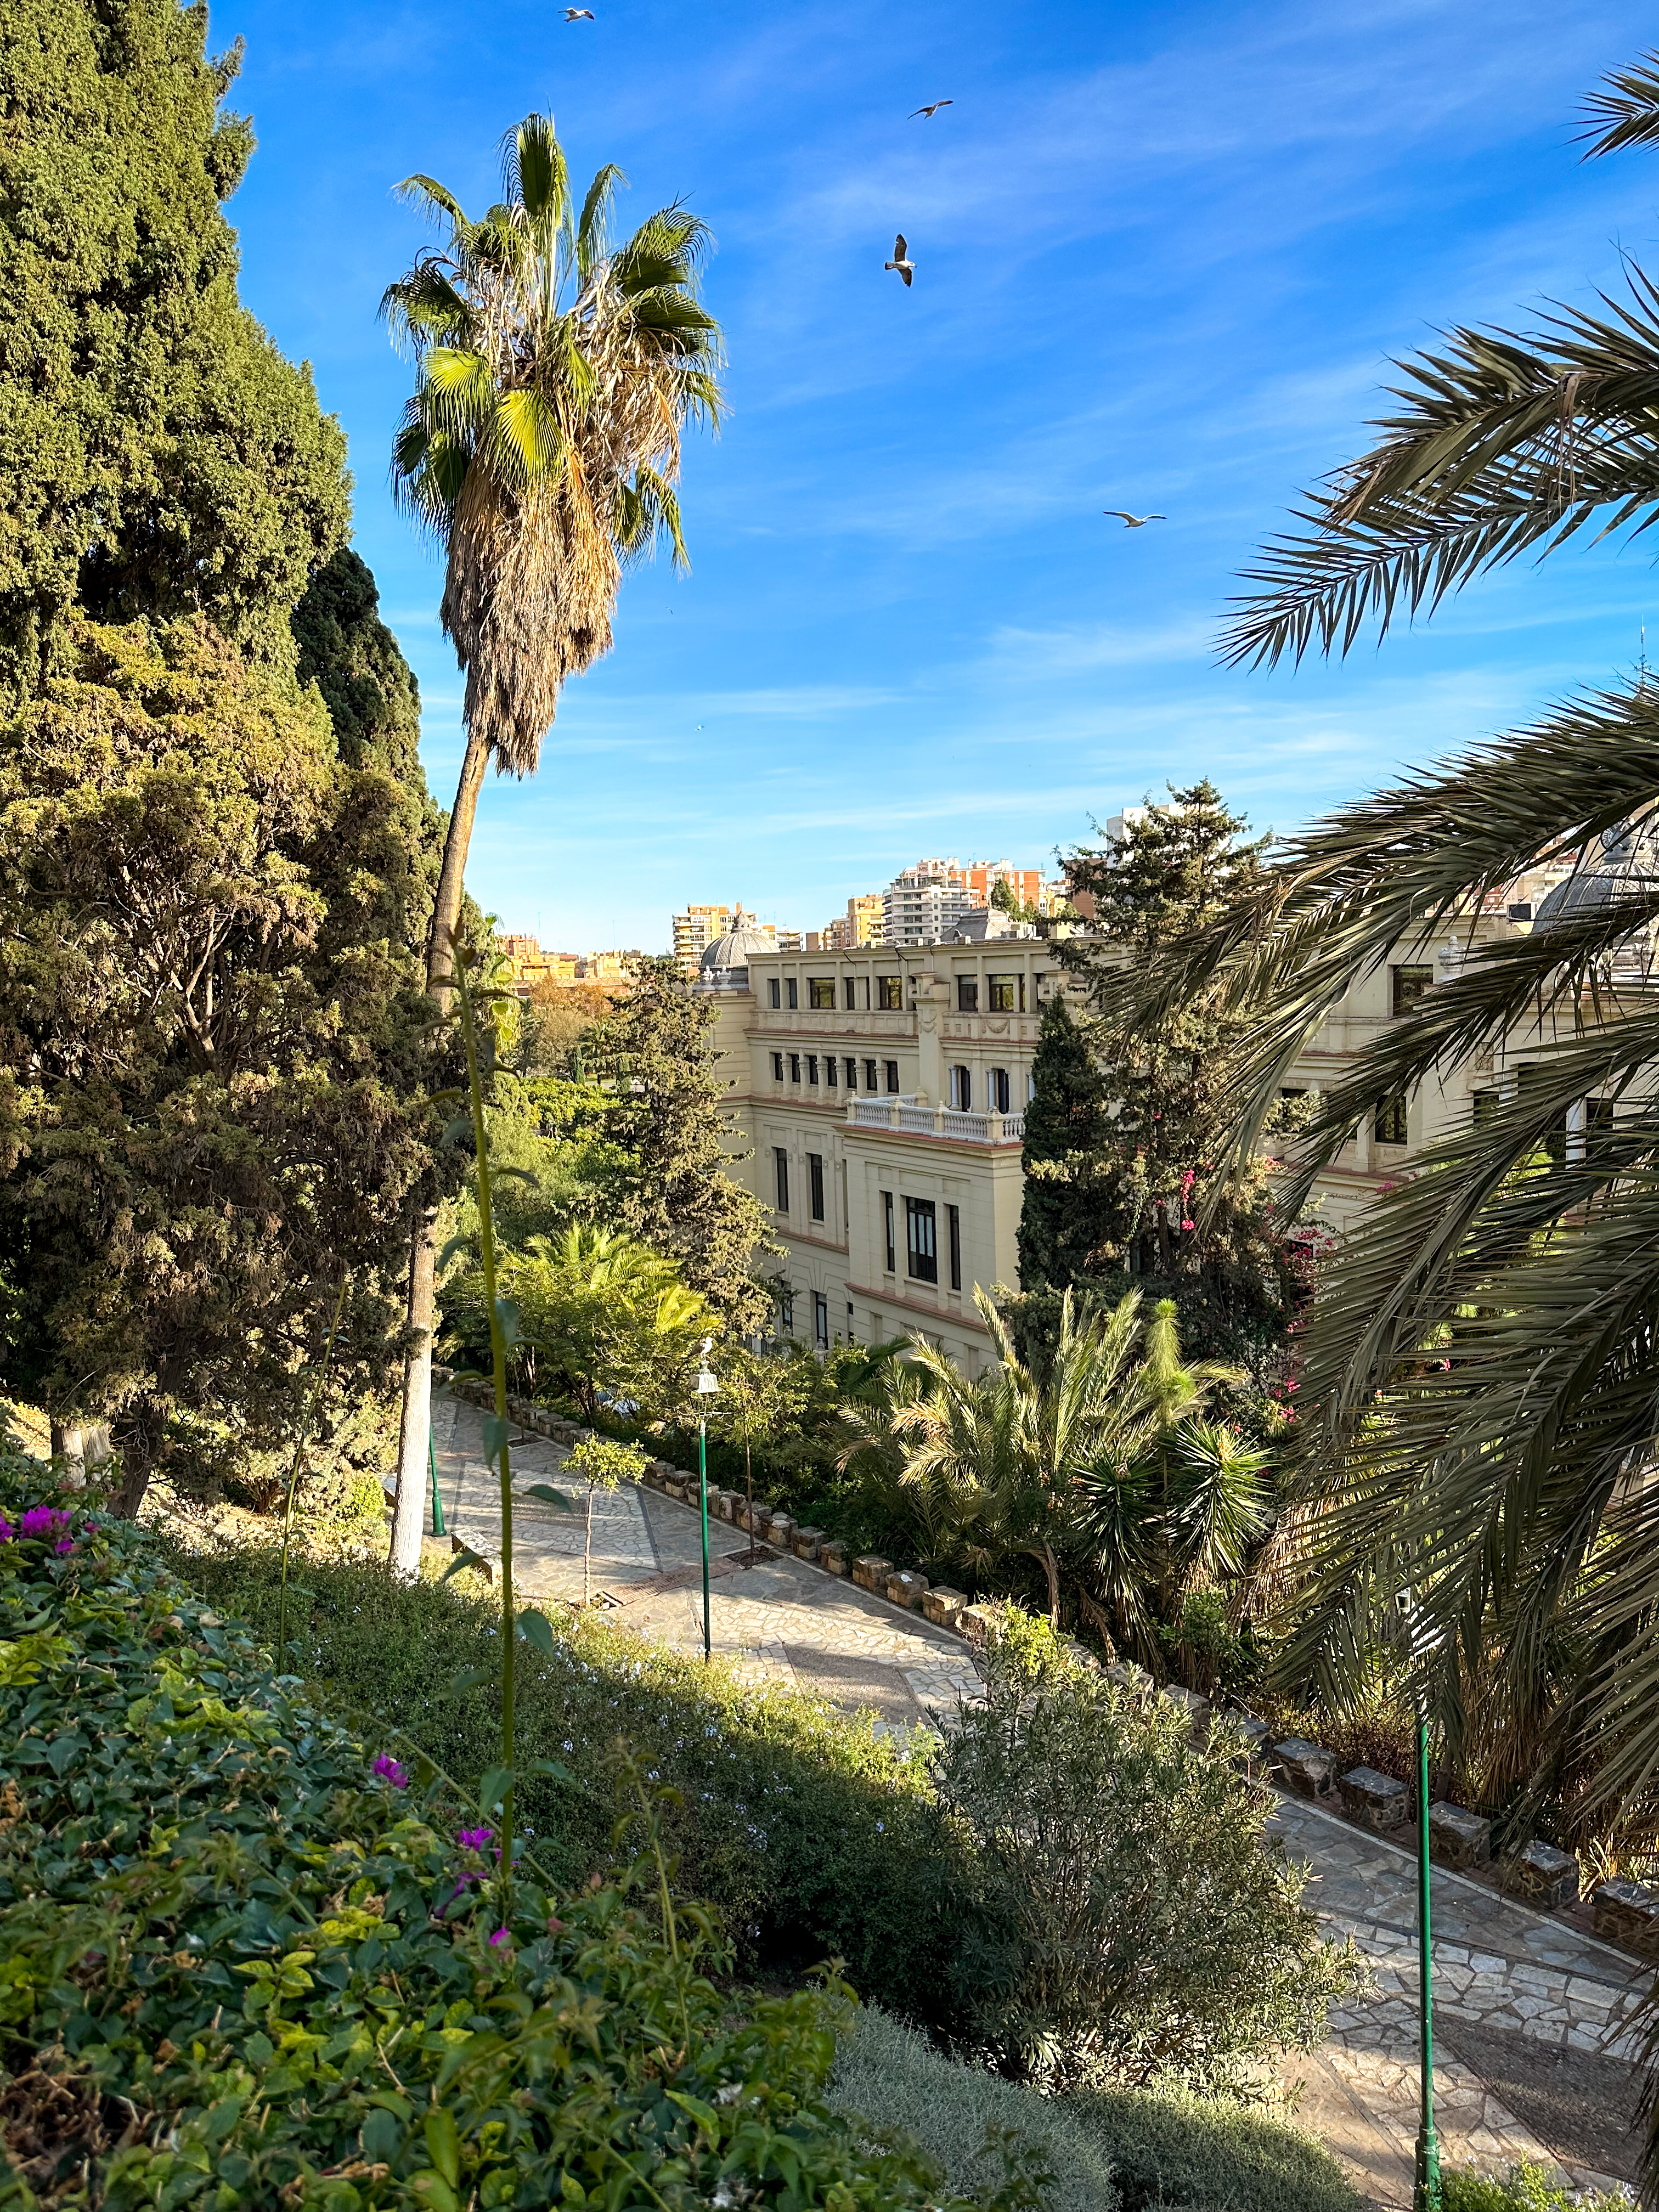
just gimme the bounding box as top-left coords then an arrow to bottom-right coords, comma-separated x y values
0,1453 -> 1040,2211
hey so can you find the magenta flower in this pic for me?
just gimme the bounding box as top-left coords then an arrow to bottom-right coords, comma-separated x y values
18,1506 -> 71,1542
0,1517 -> 13,1544
373,1753 -> 409,1789
457,1825 -> 494,1852
488,1928 -> 510,1949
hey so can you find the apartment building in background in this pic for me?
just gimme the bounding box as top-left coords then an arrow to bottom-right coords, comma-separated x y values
672,904 -> 733,972
691,865 -> 1613,1367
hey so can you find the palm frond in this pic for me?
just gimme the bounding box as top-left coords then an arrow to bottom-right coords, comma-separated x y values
1579,50 -> 1659,159
578,161 -> 627,278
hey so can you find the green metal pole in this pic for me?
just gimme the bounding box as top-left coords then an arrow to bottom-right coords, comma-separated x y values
429,1418 -> 445,1538
1414,1705 -> 1441,2212
699,1414 -> 712,1662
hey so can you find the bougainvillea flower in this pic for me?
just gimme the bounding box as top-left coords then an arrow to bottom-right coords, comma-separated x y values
373,1753 -> 409,1789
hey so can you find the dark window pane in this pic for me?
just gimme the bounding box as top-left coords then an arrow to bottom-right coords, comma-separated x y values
991,1066 -> 1010,1113
774,1147 -> 789,1211
884,1060 -> 900,1093
843,977 -> 857,1009
768,978 -> 781,1009
956,976 -> 979,1012
865,1058 -> 878,1090
1391,964 -> 1433,1016
786,979 -> 798,1009
845,1056 -> 859,1088
807,1054 -> 819,1082
948,1203 -> 962,1291
814,1292 -> 828,1348
809,1152 -> 825,1221
906,1196 -> 938,1283
882,1190 -> 895,1272
789,1053 -> 800,1081
988,974 -> 1023,1012
771,1052 -> 783,1081
877,974 -> 902,1010
1374,1094 -> 1408,1146
826,1056 -> 837,1086
809,977 -> 836,1009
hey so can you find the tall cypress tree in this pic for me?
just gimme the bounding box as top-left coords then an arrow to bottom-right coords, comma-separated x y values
1015,994 -> 1115,1291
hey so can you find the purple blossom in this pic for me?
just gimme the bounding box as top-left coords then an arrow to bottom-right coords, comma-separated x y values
0,1517 -> 13,1544
373,1753 -> 409,1790
488,1928 -> 510,1949
456,1826 -> 494,1853
18,1506 -> 71,1542
53,1537 -> 75,1556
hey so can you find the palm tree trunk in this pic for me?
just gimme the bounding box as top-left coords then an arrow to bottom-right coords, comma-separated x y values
389,720 -> 490,1580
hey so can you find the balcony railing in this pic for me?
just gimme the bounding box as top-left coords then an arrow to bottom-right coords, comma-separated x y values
846,1097 -> 1024,1144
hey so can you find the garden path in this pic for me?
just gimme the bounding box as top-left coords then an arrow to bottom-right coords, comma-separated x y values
432,1391 -> 1647,2209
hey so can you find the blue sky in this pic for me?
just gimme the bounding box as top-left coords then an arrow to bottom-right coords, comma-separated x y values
220,0 -> 1659,951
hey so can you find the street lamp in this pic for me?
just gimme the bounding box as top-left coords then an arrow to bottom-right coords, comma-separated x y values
1397,1584 -> 1441,2212
695,1338 -> 718,1663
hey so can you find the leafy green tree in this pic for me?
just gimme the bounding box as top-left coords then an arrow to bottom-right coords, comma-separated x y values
381,116 -> 725,1570
0,618 -> 436,1512
0,1 -> 349,703
596,957 -> 776,1332
714,1344 -> 816,1561
565,1432 -> 648,1605
1115,50 -> 1659,1972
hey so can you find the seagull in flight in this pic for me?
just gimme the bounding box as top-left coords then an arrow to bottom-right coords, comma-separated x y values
1104,510 -> 1166,528
910,100 -> 953,118
885,234 -> 915,286
562,7 -> 594,18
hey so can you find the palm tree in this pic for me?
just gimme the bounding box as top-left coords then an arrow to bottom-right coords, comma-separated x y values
382,116 -> 724,1573
1112,53 -> 1659,1909
867,1287 -> 1233,1637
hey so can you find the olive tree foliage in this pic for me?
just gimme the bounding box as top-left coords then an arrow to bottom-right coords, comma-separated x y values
935,1620 -> 1358,2094
0,621 -> 438,1511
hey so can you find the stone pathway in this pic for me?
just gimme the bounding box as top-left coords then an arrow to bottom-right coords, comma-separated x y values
432,1392 -> 1649,2205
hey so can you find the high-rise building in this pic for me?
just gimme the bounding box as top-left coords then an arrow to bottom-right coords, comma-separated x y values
845,893 -> 885,945
672,903 -> 733,973
882,859 -> 974,947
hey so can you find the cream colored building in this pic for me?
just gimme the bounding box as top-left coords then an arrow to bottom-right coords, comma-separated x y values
693,866 -> 1606,1368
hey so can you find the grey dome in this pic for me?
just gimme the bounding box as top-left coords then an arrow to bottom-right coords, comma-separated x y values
1534,823 -> 1659,928
699,917 -> 773,972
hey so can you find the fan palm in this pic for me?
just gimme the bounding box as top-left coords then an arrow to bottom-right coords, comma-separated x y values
383,115 -> 723,1571
1109,54 -> 1659,1892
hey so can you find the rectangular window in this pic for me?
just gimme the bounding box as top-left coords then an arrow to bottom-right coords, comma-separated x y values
884,1060 -> 900,1094
771,1051 -> 784,1082
808,1152 -> 825,1220
814,1291 -> 829,1349
807,1054 -> 819,1083
864,1058 -> 879,1090
774,1147 -> 790,1210
845,1056 -> 859,1088
780,1289 -> 794,1333
768,978 -> 781,1009
826,1056 -> 837,1087
786,978 -> 799,1010
882,1190 -> 895,1272
956,975 -> 980,1013
843,977 -> 857,1010
809,977 -> 836,1009
1391,964 -> 1433,1016
1374,1093 -> 1408,1146
906,1196 -> 939,1283
950,1065 -> 972,1110
789,1052 -> 800,1082
988,974 -> 1024,1012
947,1202 -> 962,1291
990,1066 -> 1011,1114
877,974 -> 902,1010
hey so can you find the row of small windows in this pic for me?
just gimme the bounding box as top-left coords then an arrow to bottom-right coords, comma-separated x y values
772,1051 -> 900,1092
881,1190 -> 963,1291
766,974 -> 1026,1013
948,1065 -> 1014,1113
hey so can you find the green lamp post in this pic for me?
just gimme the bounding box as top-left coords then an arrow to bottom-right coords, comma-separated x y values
1413,1695 -> 1441,2212
695,1338 -> 718,1663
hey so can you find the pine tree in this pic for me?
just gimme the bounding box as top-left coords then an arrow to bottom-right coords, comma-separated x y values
596,959 -> 776,1334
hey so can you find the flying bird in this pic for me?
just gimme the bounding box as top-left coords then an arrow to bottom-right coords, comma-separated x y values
910,100 -> 953,118
1104,510 -> 1166,528
562,7 -> 594,18
885,234 -> 914,286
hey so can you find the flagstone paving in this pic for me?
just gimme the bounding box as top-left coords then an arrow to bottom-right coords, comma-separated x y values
432,1391 -> 1647,2206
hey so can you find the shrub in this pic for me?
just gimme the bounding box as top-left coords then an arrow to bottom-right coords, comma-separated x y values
165,1537 -> 968,2029
1068,2085 -> 1361,2212
933,1634 -> 1361,2091
828,2006 -> 1120,2212
0,1454 -> 1037,2212
1439,2165 -> 1632,2212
